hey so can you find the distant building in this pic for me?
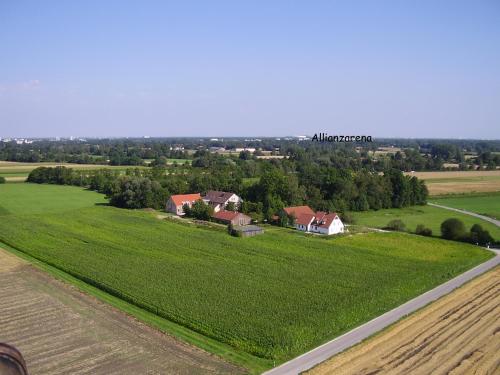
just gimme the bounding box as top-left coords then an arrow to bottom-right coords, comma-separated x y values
203,191 -> 242,212
281,205 -> 344,235
281,205 -> 315,219
234,147 -> 256,153
166,193 -> 202,215
212,210 -> 252,226
231,225 -> 264,237
296,212 -> 344,235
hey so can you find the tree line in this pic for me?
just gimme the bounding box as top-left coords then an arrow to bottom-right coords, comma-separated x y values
26,159 -> 428,220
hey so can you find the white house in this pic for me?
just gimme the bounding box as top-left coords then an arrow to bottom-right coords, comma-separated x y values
295,212 -> 344,235
203,191 -> 242,212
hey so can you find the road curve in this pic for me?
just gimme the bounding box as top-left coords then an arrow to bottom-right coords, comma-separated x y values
428,202 -> 500,226
264,206 -> 500,375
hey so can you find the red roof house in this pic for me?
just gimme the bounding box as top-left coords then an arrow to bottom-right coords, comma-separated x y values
166,193 -> 202,215
295,211 -> 344,235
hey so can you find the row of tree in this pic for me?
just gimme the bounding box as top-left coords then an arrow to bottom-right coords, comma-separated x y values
27,162 -> 428,220
384,218 -> 495,246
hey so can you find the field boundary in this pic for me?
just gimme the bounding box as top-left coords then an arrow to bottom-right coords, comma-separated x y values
263,248 -> 500,375
0,241 -> 271,374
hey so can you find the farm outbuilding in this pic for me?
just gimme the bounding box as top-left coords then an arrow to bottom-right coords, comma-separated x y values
231,225 -> 264,237
212,210 -> 252,226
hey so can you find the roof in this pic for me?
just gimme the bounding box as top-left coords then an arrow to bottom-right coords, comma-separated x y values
313,212 -> 339,228
283,205 -> 315,217
233,225 -> 263,233
212,210 -> 244,221
296,213 -> 315,226
204,190 -> 237,204
169,193 -> 202,207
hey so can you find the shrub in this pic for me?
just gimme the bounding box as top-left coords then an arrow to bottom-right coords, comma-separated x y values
341,212 -> 356,224
415,224 -> 432,237
183,200 -> 213,220
469,224 -> 494,246
0,176 -> 5,184
441,218 -> 466,241
385,219 -> 406,232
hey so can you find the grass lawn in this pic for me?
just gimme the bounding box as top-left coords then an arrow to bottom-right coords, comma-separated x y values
0,184 -> 494,372
351,204 -> 500,240
429,192 -> 500,220
0,183 -> 107,215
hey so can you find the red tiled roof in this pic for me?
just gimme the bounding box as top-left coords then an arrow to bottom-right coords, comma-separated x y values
283,205 -> 314,217
212,210 -> 240,221
170,193 -> 202,207
313,212 -> 338,228
296,213 -> 315,226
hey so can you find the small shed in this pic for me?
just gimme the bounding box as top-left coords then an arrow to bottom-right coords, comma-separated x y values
231,225 -> 264,237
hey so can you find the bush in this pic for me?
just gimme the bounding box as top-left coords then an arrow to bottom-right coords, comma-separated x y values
440,218 -> 466,241
469,224 -> 494,246
415,224 -> 432,237
183,200 -> 213,220
0,176 -> 5,184
385,219 -> 406,232
341,212 -> 356,224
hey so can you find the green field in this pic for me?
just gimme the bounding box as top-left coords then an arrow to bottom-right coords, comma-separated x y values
0,184 -> 107,215
352,204 -> 500,240
0,162 -> 150,182
0,184 -> 493,371
429,192 -> 500,220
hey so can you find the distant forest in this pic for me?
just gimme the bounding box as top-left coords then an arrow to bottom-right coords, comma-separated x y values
2,137 -> 500,170
26,147 -> 428,220
7,137 -> 498,219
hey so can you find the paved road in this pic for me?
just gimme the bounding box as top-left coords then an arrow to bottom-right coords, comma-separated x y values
428,202 -> 500,226
264,204 -> 500,375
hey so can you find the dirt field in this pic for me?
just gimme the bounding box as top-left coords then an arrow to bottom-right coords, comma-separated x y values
405,171 -> 500,195
406,170 -> 500,180
0,248 -> 243,375
307,267 -> 500,375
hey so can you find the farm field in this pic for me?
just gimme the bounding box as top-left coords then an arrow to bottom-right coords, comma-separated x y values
429,192 -> 500,220
405,170 -> 500,195
0,247 -> 242,375
307,267 -> 500,375
352,204 -> 500,240
0,184 -> 493,370
0,161 -> 149,182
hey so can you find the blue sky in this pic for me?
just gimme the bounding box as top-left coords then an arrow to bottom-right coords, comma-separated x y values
1,1 -> 499,138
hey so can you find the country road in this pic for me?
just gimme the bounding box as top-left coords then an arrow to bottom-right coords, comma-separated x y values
264,203 -> 500,375
428,202 -> 500,226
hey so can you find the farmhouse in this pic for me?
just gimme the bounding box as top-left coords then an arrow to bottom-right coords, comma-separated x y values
296,211 -> 344,235
203,191 -> 242,212
166,193 -> 202,215
212,210 -> 252,226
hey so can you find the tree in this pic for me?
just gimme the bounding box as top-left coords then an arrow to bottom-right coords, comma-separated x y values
441,218 -> 466,241
385,219 -> 406,231
225,202 -> 236,212
415,224 -> 432,236
0,176 -> 5,184
469,224 -> 493,246
185,200 -> 213,220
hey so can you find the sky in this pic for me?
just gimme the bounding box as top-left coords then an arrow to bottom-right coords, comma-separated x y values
0,1 -> 499,138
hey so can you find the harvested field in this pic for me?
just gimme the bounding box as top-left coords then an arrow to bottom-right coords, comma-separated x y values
406,170 -> 500,179
307,267 -> 500,375
405,171 -> 500,195
0,248 -> 242,375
